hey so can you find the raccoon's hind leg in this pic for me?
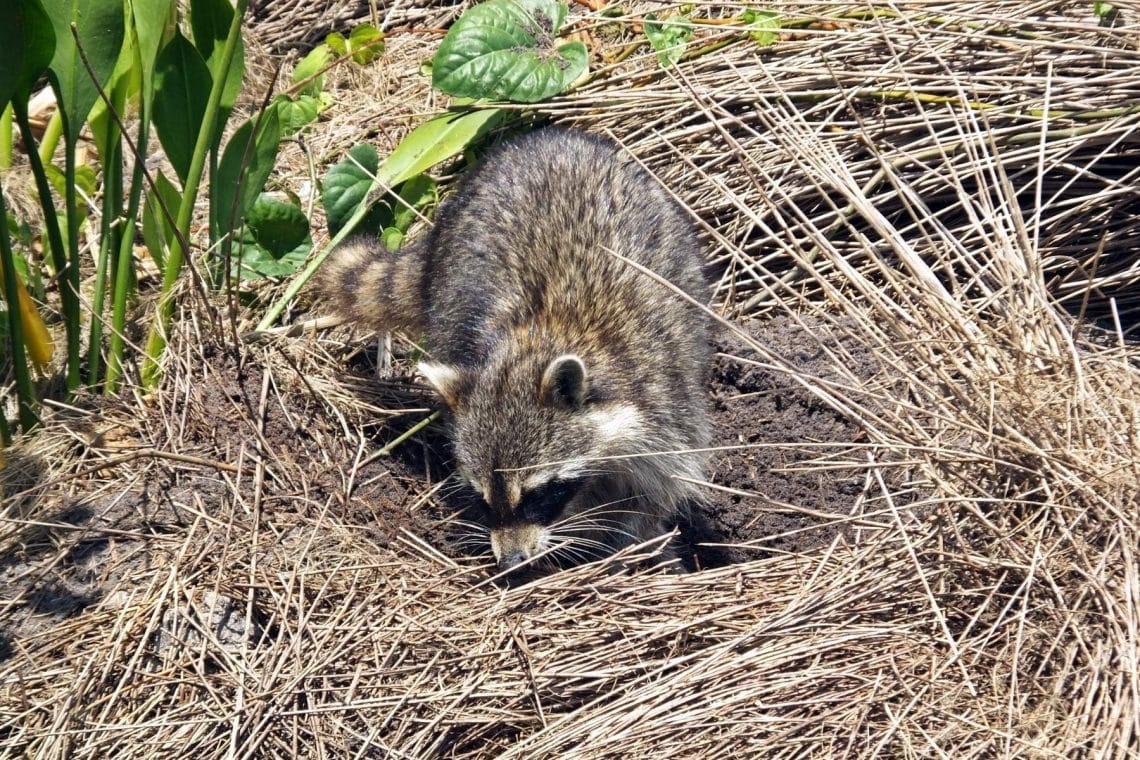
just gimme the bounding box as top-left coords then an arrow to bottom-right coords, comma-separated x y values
316,238 -> 427,334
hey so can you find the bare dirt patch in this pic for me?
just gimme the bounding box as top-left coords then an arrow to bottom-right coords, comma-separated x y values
0,312 -> 877,655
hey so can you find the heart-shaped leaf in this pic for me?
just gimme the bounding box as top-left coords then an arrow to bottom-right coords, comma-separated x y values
292,44 -> 329,95
322,143 -> 379,235
275,93 -> 323,136
432,0 -> 587,103
247,195 -> 309,259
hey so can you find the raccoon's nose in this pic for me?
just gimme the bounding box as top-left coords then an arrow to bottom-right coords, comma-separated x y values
497,550 -> 529,572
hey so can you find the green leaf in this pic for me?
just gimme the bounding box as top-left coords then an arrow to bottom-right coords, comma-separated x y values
321,109 -> 502,236
741,9 -> 780,47
41,0 -> 125,140
644,13 -> 692,68
1,0 -> 56,106
233,227 -> 310,280
381,108 -> 504,187
141,169 -> 181,271
347,24 -> 385,64
322,143 -> 379,235
214,107 -> 282,236
432,0 -> 588,103
1093,1 -> 1114,17
275,93 -> 321,135
326,25 -> 385,65
43,163 -> 97,209
392,173 -> 438,232
293,43 -> 329,95
246,195 -> 309,258
131,0 -> 174,98
382,227 -> 403,252
325,32 -> 347,57
190,0 -> 244,110
153,30 -> 212,183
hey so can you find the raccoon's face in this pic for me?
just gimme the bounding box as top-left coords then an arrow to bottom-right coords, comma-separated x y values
419,353 -> 642,572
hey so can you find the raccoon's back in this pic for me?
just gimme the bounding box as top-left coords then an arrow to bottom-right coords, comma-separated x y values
420,129 -> 708,368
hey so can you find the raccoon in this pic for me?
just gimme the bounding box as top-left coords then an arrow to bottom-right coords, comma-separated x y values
320,128 -> 710,572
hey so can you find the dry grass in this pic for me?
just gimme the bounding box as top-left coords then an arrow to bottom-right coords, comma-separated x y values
3,1 -> 1140,757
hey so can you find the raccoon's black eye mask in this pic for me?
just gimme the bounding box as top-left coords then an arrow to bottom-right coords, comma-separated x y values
519,477 -> 586,525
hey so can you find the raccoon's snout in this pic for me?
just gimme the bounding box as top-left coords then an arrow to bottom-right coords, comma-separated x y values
490,524 -> 544,572
497,549 -> 529,572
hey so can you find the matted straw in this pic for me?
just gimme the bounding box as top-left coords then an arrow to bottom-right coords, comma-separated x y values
3,2 -> 1139,757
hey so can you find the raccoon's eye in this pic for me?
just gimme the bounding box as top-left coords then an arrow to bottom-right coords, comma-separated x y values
519,477 -> 585,525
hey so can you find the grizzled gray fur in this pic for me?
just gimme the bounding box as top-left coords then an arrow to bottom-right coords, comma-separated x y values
320,128 -> 710,572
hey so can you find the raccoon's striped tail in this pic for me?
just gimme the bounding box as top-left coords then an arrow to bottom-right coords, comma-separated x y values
316,238 -> 426,335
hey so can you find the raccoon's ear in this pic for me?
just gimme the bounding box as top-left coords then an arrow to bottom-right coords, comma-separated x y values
541,354 -> 588,411
418,362 -> 466,408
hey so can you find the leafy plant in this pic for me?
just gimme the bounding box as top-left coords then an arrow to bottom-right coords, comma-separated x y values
742,9 -> 781,47
257,107 -> 505,331
432,0 -> 587,102
232,195 -> 311,280
644,12 -> 693,68
2,0 -> 293,435
327,24 -> 385,65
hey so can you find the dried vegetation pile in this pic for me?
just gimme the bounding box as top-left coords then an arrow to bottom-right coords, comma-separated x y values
3,1 -> 1140,756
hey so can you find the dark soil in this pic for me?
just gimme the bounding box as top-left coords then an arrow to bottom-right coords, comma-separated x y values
0,315 -> 878,654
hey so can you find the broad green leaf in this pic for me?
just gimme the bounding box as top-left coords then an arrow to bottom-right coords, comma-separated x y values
322,109 -> 502,237
432,0 -> 587,103
233,227 -> 310,280
275,93 -> 321,136
292,44 -> 329,95
380,108 -> 504,188
44,163 -> 98,210
190,0 -> 244,110
322,143 -> 379,235
741,9 -> 780,47
132,0 -> 175,98
1,0 -> 56,106
153,30 -> 212,183
87,48 -> 134,164
247,195 -> 309,258
141,169 -> 181,271
644,13 -> 692,68
214,107 -> 282,236
41,0 -> 125,140
328,25 -> 384,65
348,24 -> 385,64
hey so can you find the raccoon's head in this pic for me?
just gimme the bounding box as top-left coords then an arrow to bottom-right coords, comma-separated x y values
418,352 -> 643,572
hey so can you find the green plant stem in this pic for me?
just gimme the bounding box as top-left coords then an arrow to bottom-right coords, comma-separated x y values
36,110 -> 63,168
61,132 -> 84,390
141,1 -> 246,389
0,105 -> 12,171
106,114 -> 151,394
88,79 -> 128,388
12,101 -> 80,392
0,188 -> 38,433
374,410 -> 441,458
